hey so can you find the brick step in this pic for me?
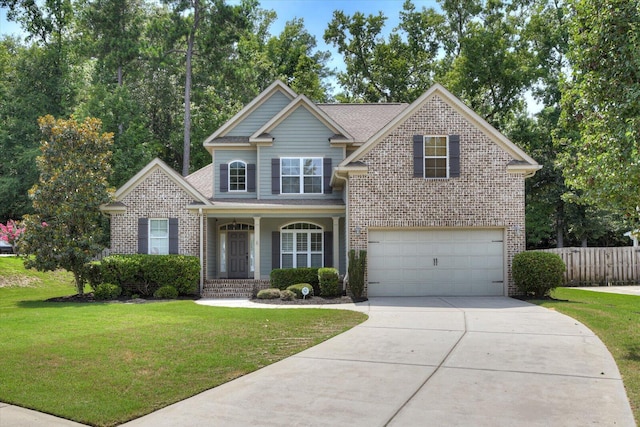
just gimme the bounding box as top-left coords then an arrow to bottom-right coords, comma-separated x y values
202,280 -> 271,299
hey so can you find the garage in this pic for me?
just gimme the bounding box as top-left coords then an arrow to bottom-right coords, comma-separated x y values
367,229 -> 505,297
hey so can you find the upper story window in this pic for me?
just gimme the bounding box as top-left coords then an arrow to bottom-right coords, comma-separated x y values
229,161 -> 246,192
281,158 -> 322,194
413,134 -> 460,179
149,219 -> 169,255
424,136 -> 448,178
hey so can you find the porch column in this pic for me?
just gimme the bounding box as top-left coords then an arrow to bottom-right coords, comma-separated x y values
253,217 -> 261,280
332,216 -> 340,269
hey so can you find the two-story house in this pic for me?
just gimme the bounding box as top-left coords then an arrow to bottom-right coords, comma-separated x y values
102,80 -> 540,297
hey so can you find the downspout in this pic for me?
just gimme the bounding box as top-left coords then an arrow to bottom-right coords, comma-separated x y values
199,207 -> 204,295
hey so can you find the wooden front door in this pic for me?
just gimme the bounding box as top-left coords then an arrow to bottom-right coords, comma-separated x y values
228,231 -> 248,279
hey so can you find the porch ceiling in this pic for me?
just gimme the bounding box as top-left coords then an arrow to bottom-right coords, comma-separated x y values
188,198 -> 345,216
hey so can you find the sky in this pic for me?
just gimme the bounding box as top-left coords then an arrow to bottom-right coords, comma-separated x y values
0,0 -> 440,75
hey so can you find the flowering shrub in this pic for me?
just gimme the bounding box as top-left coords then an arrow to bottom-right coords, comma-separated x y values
0,220 -> 25,250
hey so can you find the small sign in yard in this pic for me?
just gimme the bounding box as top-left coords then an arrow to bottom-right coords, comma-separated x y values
301,286 -> 310,299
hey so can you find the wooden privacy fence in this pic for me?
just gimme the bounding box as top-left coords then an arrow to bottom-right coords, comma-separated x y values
537,247 -> 640,286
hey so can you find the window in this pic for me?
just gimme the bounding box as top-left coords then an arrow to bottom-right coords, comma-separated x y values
229,161 -> 246,192
149,219 -> 169,255
281,158 -> 322,194
424,136 -> 448,178
281,223 -> 323,268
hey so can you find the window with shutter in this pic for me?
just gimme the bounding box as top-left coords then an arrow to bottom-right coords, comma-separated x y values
413,135 -> 461,179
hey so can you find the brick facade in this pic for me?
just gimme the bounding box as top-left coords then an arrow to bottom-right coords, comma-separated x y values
110,169 -> 204,262
347,95 -> 526,295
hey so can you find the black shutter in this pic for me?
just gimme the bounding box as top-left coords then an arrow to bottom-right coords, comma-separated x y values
220,164 -> 228,192
169,218 -> 179,254
324,231 -> 333,268
247,163 -> 256,192
272,231 -> 280,269
323,158 -> 332,194
449,135 -> 460,178
137,218 -> 148,254
413,135 -> 424,177
271,159 -> 280,194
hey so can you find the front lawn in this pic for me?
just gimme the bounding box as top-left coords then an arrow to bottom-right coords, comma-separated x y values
530,287 -> 639,425
0,257 -> 367,426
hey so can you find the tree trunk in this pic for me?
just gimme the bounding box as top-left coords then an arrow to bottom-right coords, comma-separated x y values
117,65 -> 124,135
182,1 -> 200,177
73,270 -> 84,296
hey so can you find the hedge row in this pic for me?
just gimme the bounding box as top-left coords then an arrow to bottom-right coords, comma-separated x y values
87,254 -> 199,297
270,267 -> 320,294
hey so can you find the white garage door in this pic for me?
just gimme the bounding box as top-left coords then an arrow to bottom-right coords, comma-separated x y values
367,229 -> 504,297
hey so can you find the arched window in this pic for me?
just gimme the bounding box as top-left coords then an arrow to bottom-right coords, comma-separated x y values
281,223 -> 323,268
229,161 -> 246,192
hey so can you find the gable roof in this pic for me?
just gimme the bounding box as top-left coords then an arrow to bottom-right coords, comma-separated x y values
250,94 -> 355,144
185,164 -> 213,199
203,80 -> 297,147
318,103 -> 408,144
107,158 -> 211,207
340,83 -> 540,175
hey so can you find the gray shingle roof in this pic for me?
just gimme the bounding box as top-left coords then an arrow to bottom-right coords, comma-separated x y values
185,164 -> 213,199
318,103 -> 409,143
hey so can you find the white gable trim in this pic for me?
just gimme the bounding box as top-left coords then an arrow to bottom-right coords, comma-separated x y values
112,158 -> 211,204
249,94 -> 354,144
203,80 -> 297,145
340,83 -> 540,171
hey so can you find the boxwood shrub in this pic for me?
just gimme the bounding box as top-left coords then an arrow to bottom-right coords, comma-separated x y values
100,254 -> 199,297
256,288 -> 281,299
512,251 -> 566,297
318,267 -> 340,297
286,283 -> 314,299
153,285 -> 179,299
93,283 -> 122,301
270,267 -> 319,293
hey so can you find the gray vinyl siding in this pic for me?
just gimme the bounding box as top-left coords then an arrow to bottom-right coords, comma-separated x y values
214,151 -> 257,199
226,91 -> 292,136
258,107 -> 345,200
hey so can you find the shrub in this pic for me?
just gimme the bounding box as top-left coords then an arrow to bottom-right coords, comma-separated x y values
153,285 -> 179,299
270,268 -> 319,293
257,288 -> 281,299
512,251 -> 566,297
318,267 -> 341,297
83,261 -> 103,291
93,283 -> 122,300
348,250 -> 367,299
280,290 -> 296,301
286,283 -> 314,299
100,255 -> 199,297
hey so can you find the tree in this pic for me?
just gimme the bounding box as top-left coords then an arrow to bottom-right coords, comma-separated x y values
20,116 -> 114,295
558,0 -> 640,224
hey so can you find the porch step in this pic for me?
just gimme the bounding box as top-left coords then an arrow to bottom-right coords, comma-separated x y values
202,279 -> 271,299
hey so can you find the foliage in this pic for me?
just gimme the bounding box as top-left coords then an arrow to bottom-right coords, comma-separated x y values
0,257 -> 367,426
318,267 -> 341,297
347,250 -> 367,299
83,261 -> 103,291
153,285 -> 179,299
534,288 -> 640,424
286,283 -> 314,299
0,220 -> 24,250
256,288 -> 281,299
270,267 -> 320,293
100,254 -> 199,296
512,251 -> 566,297
558,0 -> 640,226
279,289 -> 296,301
93,283 -> 122,300
18,115 -> 114,295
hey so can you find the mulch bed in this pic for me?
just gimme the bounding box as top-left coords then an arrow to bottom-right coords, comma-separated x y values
45,293 -> 197,303
251,296 -> 367,305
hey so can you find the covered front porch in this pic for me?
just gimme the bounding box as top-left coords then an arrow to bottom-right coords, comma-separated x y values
196,199 -> 346,282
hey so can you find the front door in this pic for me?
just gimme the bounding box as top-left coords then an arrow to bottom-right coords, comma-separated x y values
228,231 -> 248,279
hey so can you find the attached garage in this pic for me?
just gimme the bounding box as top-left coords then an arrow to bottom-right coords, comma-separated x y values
367,229 -> 505,297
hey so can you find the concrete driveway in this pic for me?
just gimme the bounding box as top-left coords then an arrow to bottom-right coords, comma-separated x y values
117,296 -> 634,426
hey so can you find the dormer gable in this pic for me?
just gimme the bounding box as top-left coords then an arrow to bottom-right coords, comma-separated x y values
203,80 -> 297,152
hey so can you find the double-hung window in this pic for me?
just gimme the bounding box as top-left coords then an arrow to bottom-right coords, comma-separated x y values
424,136 -> 448,178
281,223 -> 323,268
149,219 -> 169,255
281,158 -> 322,194
229,161 -> 246,192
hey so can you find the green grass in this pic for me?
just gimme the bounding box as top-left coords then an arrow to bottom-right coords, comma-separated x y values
0,257 -> 367,426
530,287 -> 639,425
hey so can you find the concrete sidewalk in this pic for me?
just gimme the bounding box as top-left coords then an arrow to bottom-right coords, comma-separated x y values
2,297 -> 635,426
575,285 -> 640,296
